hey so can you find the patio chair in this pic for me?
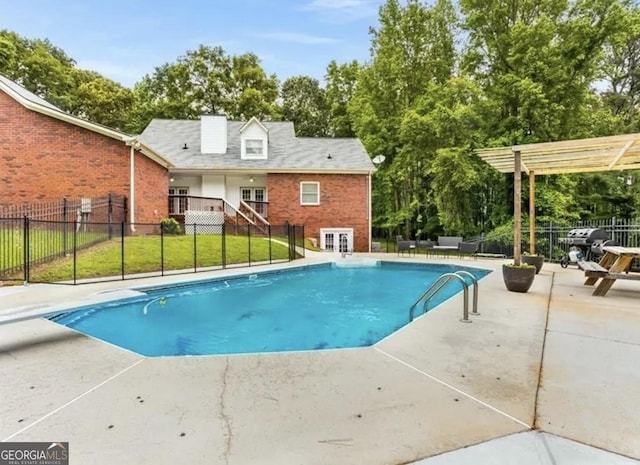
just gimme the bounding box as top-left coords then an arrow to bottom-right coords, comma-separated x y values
397,240 -> 416,257
457,241 -> 479,259
417,239 -> 435,257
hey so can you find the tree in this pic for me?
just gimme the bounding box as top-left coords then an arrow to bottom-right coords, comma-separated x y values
600,4 -> 640,130
460,0 -> 636,232
280,76 -> 328,136
325,60 -> 360,137
73,71 -> 134,131
0,30 -> 76,110
350,0 -> 458,237
460,0 -> 627,143
127,45 -> 279,132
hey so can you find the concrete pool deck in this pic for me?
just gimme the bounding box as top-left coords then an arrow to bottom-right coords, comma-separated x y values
1,256 -> 639,464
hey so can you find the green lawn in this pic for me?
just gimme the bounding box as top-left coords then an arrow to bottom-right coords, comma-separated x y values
28,234 -> 292,282
1,226 -> 107,271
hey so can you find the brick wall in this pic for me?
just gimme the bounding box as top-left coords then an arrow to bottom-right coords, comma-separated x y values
267,173 -> 370,252
0,90 -> 168,224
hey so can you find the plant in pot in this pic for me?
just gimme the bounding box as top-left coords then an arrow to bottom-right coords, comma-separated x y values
521,252 -> 544,274
502,262 -> 536,293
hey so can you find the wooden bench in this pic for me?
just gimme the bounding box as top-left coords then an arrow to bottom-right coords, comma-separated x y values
579,260 -> 640,285
578,260 -> 608,275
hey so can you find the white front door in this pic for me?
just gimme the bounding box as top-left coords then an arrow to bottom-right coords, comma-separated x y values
321,228 -> 353,252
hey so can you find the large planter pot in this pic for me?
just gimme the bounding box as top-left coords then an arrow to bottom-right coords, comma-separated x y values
502,264 -> 536,293
521,255 -> 544,274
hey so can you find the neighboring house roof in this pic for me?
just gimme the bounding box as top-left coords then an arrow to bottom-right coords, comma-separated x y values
139,119 -> 375,173
0,74 -> 173,168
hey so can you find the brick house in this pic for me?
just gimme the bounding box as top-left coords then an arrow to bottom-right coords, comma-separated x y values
0,74 -> 172,226
140,115 -> 376,252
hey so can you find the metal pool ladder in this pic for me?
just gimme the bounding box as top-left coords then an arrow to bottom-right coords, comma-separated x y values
408,271 -> 480,323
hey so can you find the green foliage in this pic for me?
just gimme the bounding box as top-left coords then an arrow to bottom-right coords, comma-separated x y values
429,147 -> 482,235
280,76 -> 329,136
503,263 -> 535,269
350,0 -> 458,238
126,45 -> 280,132
161,218 -> 182,235
325,60 -> 360,137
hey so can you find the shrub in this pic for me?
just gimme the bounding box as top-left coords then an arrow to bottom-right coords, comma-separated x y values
161,218 -> 182,235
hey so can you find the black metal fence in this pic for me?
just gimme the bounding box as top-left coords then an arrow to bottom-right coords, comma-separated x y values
0,195 -> 127,277
0,219 -> 304,285
480,217 -> 640,261
373,216 -> 640,261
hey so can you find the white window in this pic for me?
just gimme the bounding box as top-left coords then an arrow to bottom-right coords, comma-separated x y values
244,139 -> 264,158
169,187 -> 189,214
300,182 -> 319,205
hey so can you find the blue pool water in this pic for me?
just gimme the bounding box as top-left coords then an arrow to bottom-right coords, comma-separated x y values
52,262 -> 489,356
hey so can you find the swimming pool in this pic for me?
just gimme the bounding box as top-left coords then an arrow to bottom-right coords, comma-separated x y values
52,261 -> 489,356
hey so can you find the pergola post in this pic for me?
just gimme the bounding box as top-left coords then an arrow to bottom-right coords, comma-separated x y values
514,150 -> 521,265
529,170 -> 535,254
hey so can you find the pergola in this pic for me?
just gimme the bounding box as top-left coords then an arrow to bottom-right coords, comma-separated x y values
476,133 -> 640,264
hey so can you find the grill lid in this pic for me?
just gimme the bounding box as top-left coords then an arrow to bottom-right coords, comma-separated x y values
565,228 -> 609,243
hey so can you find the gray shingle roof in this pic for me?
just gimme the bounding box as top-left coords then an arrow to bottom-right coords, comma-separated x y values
139,119 -> 375,172
0,74 -> 63,112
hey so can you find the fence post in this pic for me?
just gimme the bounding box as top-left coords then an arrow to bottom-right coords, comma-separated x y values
289,225 -> 294,261
247,224 -> 251,267
268,225 -> 272,263
193,223 -> 197,272
548,221 -> 553,261
301,225 -> 305,258
121,221 -> 125,280
611,216 -> 616,243
108,193 -> 113,240
23,216 -> 29,284
73,218 -> 78,285
63,197 -> 68,255
160,223 -> 164,276
222,223 -> 226,269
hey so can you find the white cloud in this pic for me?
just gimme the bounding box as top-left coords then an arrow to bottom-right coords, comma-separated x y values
255,32 -> 340,45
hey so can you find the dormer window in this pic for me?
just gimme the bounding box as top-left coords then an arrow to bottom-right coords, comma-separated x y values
245,139 -> 264,157
240,117 -> 269,160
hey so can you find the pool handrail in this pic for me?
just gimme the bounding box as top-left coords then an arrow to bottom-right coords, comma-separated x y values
453,270 -> 480,316
408,272 -> 475,323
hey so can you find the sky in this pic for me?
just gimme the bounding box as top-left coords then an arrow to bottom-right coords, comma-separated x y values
1,0 -> 387,88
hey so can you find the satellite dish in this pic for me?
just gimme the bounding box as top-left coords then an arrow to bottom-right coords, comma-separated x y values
372,154 -> 386,165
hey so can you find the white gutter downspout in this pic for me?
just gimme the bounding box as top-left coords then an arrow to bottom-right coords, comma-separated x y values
129,143 -> 139,232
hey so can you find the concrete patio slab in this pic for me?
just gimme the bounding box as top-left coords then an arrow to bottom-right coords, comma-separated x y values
0,318 -> 141,440
377,266 -> 551,425
3,345 -> 528,464
1,256 -> 639,464
537,330 -> 640,458
412,431 -> 640,464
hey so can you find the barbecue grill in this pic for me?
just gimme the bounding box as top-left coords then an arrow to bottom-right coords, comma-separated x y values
560,227 -> 616,267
